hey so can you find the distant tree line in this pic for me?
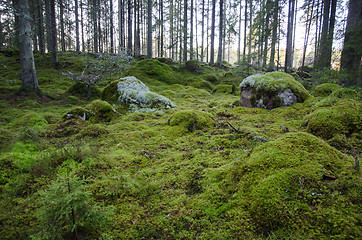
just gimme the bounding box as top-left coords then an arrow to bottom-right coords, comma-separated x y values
0,0 -> 361,92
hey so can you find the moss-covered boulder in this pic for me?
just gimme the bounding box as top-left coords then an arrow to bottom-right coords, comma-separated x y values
185,60 -> 201,73
168,110 -> 214,133
125,59 -> 177,84
239,72 -> 311,109
85,100 -> 116,123
313,83 -> 342,97
237,132 -> 355,234
102,76 -> 176,112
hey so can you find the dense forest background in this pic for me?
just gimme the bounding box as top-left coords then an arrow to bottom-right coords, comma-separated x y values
1,0 -> 361,82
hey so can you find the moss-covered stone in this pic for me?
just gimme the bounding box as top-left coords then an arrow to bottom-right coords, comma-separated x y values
239,72 -> 311,109
168,110 -> 215,133
238,132 -> 354,233
126,59 -> 177,84
85,100 -> 116,123
102,76 -> 176,112
313,83 -> 342,97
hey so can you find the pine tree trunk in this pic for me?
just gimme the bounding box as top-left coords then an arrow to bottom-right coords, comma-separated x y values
315,0 -> 330,68
93,0 -> 98,53
217,0 -> 223,64
110,0 -> 114,53
201,0 -> 205,61
170,0 -> 174,59
13,0 -> 39,92
268,0 -> 279,71
183,0 -> 187,62
147,0 -> 152,58
237,1 -> 242,63
0,12 -> 3,49
50,0 -> 57,63
160,0 -> 164,57
285,0 -> 295,72
210,0 -> 216,64
190,0 -> 194,59
243,0 -> 247,62
36,0 -> 45,54
128,0 -> 133,55
248,1 -> 252,64
75,0 -> 80,52
340,0 -> 362,86
60,0 -> 65,51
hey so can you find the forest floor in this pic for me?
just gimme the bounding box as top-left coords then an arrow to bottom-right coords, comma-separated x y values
0,51 -> 361,239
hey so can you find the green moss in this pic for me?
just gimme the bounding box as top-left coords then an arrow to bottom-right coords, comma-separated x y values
313,83 -> 342,97
185,60 -> 201,73
126,59 -> 177,84
0,128 -> 14,149
11,112 -> 48,129
168,110 -> 215,133
102,80 -> 119,104
212,84 -> 236,94
305,99 -> 361,140
235,132 -> 354,233
201,74 -> 219,83
68,95 -> 80,105
67,81 -> 102,100
75,124 -> 109,139
85,100 -> 116,123
186,77 -> 213,91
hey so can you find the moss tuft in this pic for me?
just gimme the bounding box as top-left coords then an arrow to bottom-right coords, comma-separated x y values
11,112 -> 48,129
185,60 -> 201,72
75,124 -> 109,139
168,110 -> 215,133
0,128 -> 14,149
67,81 -> 102,100
313,83 -> 342,97
85,100 -> 116,123
212,84 -> 236,94
201,74 -> 219,83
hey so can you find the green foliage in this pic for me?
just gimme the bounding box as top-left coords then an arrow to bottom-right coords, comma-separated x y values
35,164 -> 113,239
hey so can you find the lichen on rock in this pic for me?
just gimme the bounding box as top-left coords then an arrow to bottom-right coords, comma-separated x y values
239,72 -> 311,109
103,76 -> 176,112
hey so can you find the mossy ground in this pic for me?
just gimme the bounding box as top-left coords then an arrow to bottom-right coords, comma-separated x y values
0,52 -> 360,239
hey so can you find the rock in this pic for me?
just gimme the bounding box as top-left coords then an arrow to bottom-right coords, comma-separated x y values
102,76 -> 176,112
239,72 -> 311,109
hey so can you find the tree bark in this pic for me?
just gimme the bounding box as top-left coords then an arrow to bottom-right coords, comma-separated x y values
13,0 -> 39,92
147,0 -> 152,58
201,0 -> 205,61
285,0 -> 295,72
75,0 -> 80,52
183,0 -> 187,61
268,0 -> 279,71
190,0 -> 194,59
128,0 -> 133,55
59,0 -> 65,51
217,0 -> 223,64
210,0 -> 216,64
340,0 -> 362,86
110,0 -> 114,53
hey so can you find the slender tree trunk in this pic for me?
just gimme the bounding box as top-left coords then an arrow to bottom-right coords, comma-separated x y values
183,0 -> 187,61
190,0 -> 194,59
315,0 -> 330,68
93,0 -> 98,52
302,0 -> 315,67
237,1 -> 242,63
243,0 -> 247,62
109,0 -> 114,53
75,0 -> 80,52
81,1 -> 85,52
128,0 -> 133,55
195,2 -> 199,60
263,0 -> 272,67
201,0 -> 205,61
60,0 -> 65,51
35,0 -> 45,54
170,0 -> 174,59
13,0 -> 39,92
0,12 -> 3,49
248,1 -> 252,64
210,0 -> 216,64
147,0 -> 152,58
217,0 -> 223,64
206,0 -> 210,62
160,0 -> 164,57
50,0 -> 57,63
285,0 -> 295,72
268,0 -> 279,71
340,0 -> 362,85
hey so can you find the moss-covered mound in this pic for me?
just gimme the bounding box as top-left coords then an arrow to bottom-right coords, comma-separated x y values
0,128 -> 14,149
236,132 -> 355,235
234,64 -> 256,79
201,74 -> 219,83
168,110 -> 214,133
75,124 -> 109,139
85,100 -> 116,123
125,59 -> 177,84
102,76 -> 176,112
11,112 -> 48,129
313,83 -> 342,97
67,81 -> 102,99
185,60 -> 201,73
305,99 -> 361,141
212,84 -> 236,94
239,72 -> 311,109
185,77 -> 213,91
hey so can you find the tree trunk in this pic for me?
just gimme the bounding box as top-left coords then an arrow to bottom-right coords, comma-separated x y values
243,0 -> 247,62
190,0 -> 194,59
93,0 -> 98,53
60,0 -> 65,51
217,0 -> 223,64
128,0 -> 133,55
201,0 -> 205,61
110,0 -> 114,53
36,0 -> 45,54
160,0 -> 164,57
285,0 -> 295,73
170,0 -> 174,59
147,0 -> 152,58
340,0 -> 362,86
50,0 -> 57,63
0,12 -> 3,49
268,0 -> 279,71
315,0 -> 331,68
302,0 -> 315,67
237,1 -> 242,63
210,0 -> 216,64
75,0 -> 80,52
247,1 -> 252,64
13,0 -> 39,92
183,0 -> 187,62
